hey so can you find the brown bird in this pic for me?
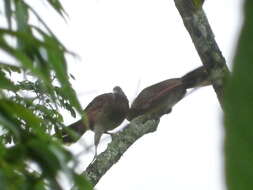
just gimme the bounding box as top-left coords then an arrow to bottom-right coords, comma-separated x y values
127,78 -> 186,121
127,66 -> 211,121
63,86 -> 129,157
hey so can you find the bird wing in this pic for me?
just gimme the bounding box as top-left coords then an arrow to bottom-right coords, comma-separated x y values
85,93 -> 113,129
131,78 -> 183,110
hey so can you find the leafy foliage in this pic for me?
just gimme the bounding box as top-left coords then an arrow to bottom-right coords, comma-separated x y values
0,0 -> 91,189
224,0 -> 253,190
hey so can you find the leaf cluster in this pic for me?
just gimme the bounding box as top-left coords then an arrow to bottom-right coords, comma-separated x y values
0,0 -> 91,189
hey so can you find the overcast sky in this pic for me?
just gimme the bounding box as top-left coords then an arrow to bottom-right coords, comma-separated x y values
29,0 -> 243,189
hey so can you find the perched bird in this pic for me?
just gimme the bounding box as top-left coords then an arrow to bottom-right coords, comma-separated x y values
127,78 -> 186,121
127,66 -> 211,121
63,86 -> 129,157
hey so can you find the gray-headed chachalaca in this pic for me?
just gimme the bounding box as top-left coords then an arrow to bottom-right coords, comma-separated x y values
63,66 -> 210,155
63,86 -> 129,156
127,66 -> 211,121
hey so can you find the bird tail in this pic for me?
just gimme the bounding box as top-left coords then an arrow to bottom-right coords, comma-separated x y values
62,119 -> 88,143
182,66 -> 212,89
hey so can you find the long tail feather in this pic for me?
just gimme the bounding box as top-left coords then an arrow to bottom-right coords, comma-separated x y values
182,66 -> 211,89
62,119 -> 88,143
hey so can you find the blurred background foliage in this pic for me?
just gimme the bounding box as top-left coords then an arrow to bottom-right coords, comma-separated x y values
224,0 -> 253,190
0,0 -> 91,189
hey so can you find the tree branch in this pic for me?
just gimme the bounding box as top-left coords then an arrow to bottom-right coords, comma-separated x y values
82,116 -> 160,186
174,0 -> 229,109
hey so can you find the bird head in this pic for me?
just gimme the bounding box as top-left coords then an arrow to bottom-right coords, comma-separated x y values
113,86 -> 126,96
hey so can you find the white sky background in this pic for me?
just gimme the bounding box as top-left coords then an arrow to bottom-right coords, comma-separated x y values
28,0 -> 243,189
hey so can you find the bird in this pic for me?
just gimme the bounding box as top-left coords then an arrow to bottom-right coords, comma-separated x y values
127,78 -> 186,121
62,86 -> 129,157
127,66 -> 211,121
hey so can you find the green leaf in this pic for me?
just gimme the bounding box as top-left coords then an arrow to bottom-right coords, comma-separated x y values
5,145 -> 25,164
224,1 -> 253,190
72,174 -> 93,190
0,1 -> 88,189
0,70 -> 18,91
0,31 -> 45,78
0,30 -> 58,105
46,0 -> 68,18
0,170 -> 8,190
0,99 -> 45,136
23,6 -> 69,53
0,112 -> 21,142
15,0 -> 29,33
42,32 -> 82,113
3,0 -> 12,29
26,139 -> 60,177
